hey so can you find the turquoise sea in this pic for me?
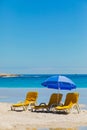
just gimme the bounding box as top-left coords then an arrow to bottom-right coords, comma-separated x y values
0,74 -> 87,88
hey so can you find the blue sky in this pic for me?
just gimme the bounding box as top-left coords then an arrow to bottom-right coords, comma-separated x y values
0,0 -> 87,74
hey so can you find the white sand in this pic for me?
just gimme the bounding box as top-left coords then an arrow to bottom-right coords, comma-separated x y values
0,102 -> 87,130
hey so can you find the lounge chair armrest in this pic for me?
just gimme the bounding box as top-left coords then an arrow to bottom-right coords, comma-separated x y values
51,103 -> 57,107
59,102 -> 64,106
50,102 -> 63,108
16,100 -> 24,103
39,103 -> 47,106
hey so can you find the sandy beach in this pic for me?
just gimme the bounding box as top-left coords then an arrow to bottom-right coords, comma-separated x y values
0,102 -> 86,130
0,88 -> 86,130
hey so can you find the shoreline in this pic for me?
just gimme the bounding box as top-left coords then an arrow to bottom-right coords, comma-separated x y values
0,102 -> 87,130
0,88 -> 87,105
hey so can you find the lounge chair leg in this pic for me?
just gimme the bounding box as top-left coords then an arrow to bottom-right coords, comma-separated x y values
11,106 -> 15,111
73,104 -> 80,113
23,106 -> 27,111
11,106 -> 13,111
66,109 -> 70,114
76,104 -> 80,113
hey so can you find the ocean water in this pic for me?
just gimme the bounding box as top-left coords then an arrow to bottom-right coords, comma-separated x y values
0,74 -> 87,106
0,74 -> 87,88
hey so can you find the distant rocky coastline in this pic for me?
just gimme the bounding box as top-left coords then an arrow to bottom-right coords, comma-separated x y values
0,73 -> 21,77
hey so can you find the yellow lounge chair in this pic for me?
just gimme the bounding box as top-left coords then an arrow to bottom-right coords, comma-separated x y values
11,91 -> 38,111
32,93 -> 63,112
55,92 -> 80,113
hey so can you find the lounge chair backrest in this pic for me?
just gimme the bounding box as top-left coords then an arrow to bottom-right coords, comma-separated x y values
72,92 -> 79,104
26,91 -> 38,101
64,93 -> 73,106
48,93 -> 62,106
64,92 -> 79,106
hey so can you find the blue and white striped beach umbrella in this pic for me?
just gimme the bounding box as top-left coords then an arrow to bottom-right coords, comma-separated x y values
41,75 -> 76,90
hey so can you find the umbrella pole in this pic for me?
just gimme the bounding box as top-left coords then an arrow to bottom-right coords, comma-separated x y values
57,87 -> 60,105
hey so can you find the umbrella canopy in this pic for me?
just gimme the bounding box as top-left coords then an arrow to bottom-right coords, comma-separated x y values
41,75 -> 76,90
